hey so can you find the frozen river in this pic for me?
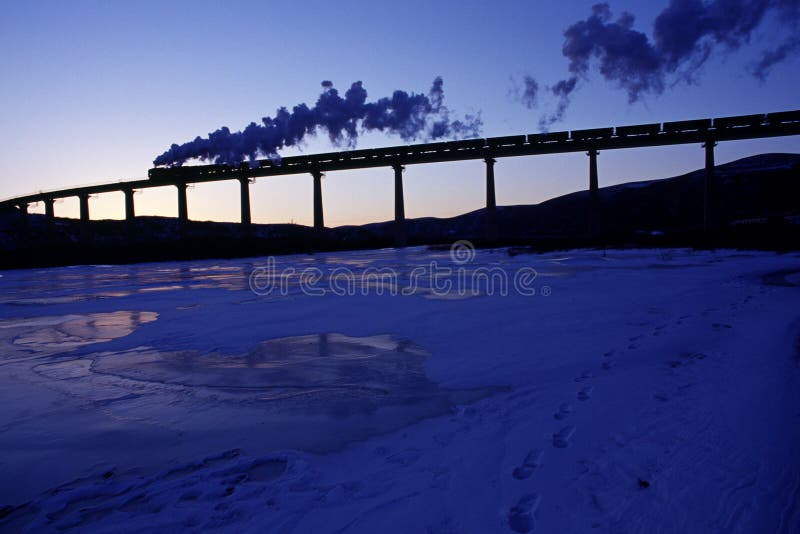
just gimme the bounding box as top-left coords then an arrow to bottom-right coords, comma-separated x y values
1,246 -> 799,532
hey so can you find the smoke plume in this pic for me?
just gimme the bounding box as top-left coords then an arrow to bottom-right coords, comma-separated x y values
753,35 -> 800,80
538,77 -> 578,131
528,0 -> 800,125
154,78 -> 482,167
509,75 -> 540,109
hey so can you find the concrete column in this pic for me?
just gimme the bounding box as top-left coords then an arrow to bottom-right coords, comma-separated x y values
485,157 -> 497,212
703,141 -> 716,232
124,188 -> 135,222
586,149 -> 603,240
79,193 -> 90,222
44,198 -> 55,235
239,177 -> 251,226
588,149 -> 599,196
485,157 -> 498,242
124,188 -> 135,241
78,193 -> 90,243
176,182 -> 188,224
18,203 -> 29,234
312,171 -> 324,231
393,164 -> 406,247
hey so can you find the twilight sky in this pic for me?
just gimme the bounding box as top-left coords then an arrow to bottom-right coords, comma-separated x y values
1,0 -> 798,226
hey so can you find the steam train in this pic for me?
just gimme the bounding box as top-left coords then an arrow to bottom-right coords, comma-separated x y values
148,110 -> 800,182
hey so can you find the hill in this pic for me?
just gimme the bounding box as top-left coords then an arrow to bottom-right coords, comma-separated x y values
1,153 -> 798,268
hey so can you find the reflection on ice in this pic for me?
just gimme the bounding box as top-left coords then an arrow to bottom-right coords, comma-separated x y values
91,334 -> 491,419
0,311 -> 158,357
0,332 -> 493,509
0,263 -> 251,305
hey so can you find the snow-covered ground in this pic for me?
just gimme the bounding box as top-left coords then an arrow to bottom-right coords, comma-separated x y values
1,247 -> 799,532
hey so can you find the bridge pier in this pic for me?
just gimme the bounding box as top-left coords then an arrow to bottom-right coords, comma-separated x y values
393,164 -> 406,247
123,188 -> 135,240
78,193 -> 90,243
17,202 -> 29,235
485,157 -> 498,242
588,149 -> 599,196
703,141 -> 716,232
239,177 -> 251,228
44,198 -> 55,235
312,171 -> 324,231
79,193 -> 90,222
587,149 -> 602,239
176,182 -> 188,226
124,188 -> 135,221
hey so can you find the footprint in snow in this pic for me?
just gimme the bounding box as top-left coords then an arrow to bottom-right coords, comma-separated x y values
577,386 -> 593,401
512,449 -> 544,480
508,493 -> 541,532
653,391 -> 669,402
574,371 -> 592,382
552,425 -> 576,448
553,402 -> 573,420
669,352 -> 707,368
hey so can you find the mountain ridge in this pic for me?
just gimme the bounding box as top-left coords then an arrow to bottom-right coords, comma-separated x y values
1,153 -> 798,268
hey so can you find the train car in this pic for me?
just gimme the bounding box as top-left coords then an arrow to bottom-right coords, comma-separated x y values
765,110 -> 800,125
662,118 -> 711,133
342,148 -> 379,160
570,127 -> 614,141
413,141 -> 452,154
713,114 -> 764,129
306,150 -> 344,165
275,155 -> 306,168
369,146 -> 407,160
449,138 -> 486,150
615,123 -> 661,137
148,164 -> 237,181
527,131 -> 569,144
485,135 -> 527,148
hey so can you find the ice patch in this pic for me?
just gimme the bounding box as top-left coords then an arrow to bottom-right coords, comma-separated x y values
0,311 -> 158,359
89,334 -> 494,424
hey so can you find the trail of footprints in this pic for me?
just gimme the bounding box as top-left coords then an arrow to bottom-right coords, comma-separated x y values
505,313 -> 688,531
507,360 -> 602,531
506,306 -> 741,531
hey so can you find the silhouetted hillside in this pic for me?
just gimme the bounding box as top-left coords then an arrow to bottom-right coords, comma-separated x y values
350,153 -> 800,242
1,153 -> 798,268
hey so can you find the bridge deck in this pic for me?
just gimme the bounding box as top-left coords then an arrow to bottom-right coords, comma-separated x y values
2,110 -> 799,207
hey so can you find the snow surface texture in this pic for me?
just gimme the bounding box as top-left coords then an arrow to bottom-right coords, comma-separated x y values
0,247 -> 799,532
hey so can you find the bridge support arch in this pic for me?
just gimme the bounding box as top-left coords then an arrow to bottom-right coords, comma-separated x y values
393,164 -> 406,247
312,171 -> 324,231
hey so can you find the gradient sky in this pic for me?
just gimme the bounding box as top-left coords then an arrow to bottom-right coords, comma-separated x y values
1,0 -> 798,227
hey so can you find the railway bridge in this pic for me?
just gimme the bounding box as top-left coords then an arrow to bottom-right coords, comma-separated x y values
3,110 -> 800,246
